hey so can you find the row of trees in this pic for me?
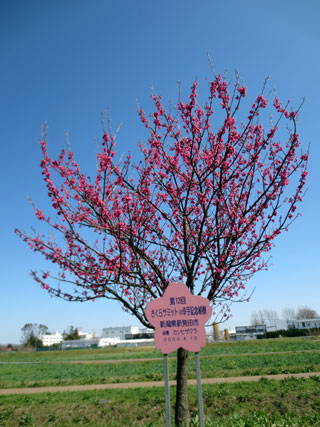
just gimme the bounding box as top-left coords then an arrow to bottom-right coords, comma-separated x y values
20,324 -> 80,346
251,306 -> 319,325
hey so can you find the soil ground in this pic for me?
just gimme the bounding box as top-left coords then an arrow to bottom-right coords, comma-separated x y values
1,371 -> 320,395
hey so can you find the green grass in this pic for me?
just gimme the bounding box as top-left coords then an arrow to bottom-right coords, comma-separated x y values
0,359 -> 165,388
201,336 -> 320,356
1,337 -> 320,389
1,348 -> 320,389
1,338 -> 320,425
1,336 -> 320,363
0,377 -> 320,426
196,351 -> 320,377
0,345 -> 163,363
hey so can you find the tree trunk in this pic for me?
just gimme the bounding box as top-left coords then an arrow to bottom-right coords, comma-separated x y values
175,347 -> 189,426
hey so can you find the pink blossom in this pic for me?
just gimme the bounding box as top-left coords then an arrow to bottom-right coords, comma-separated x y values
16,72 -> 307,326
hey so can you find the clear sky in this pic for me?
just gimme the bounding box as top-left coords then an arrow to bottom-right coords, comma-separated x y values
1,0 -> 319,344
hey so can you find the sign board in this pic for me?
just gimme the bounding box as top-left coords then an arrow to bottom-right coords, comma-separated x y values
145,281 -> 212,354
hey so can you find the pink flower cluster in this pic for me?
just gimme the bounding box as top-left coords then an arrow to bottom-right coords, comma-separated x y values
16,73 -> 308,326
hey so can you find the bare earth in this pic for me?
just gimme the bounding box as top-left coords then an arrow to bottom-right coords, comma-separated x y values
1,372 -> 320,395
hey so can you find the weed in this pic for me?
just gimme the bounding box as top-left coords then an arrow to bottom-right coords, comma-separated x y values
18,414 -> 32,426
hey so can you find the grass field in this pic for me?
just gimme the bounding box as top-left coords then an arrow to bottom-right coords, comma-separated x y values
1,336 -> 320,363
1,337 -> 320,425
1,350 -> 320,389
1,337 -> 320,389
1,377 -> 320,426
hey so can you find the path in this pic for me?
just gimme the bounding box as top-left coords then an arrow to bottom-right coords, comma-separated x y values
1,372 -> 320,395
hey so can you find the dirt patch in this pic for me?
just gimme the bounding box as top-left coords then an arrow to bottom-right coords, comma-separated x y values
1,372 -> 320,395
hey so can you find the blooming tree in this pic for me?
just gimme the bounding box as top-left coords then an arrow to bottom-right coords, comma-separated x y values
16,72 -> 307,426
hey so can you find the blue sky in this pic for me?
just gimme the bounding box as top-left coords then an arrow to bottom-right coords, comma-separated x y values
1,0 -> 319,344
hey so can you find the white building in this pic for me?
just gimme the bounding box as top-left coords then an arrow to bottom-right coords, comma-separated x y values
98,337 -> 121,347
61,338 -> 99,350
98,337 -> 154,348
78,329 -> 96,339
267,318 -> 320,331
99,326 -> 154,347
266,319 -> 290,332
292,318 -> 320,329
115,338 -> 154,347
39,331 -> 63,346
101,326 -> 139,340
232,318 -> 320,341
235,325 -> 267,340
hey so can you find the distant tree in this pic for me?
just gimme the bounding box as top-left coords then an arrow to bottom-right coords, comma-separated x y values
27,335 -> 43,348
263,309 -> 279,325
20,323 -> 47,347
21,323 -> 34,345
250,311 -> 264,325
16,70 -> 308,426
282,307 -> 297,320
63,326 -> 80,341
38,324 -> 49,336
251,309 -> 279,326
296,306 -> 319,319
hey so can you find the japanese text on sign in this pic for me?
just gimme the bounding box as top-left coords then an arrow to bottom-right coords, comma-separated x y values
145,281 -> 212,354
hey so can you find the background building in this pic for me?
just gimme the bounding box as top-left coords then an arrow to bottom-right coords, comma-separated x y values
101,326 -> 139,340
99,326 -> 154,347
290,318 -> 320,329
77,329 -> 96,339
39,331 -> 63,346
235,325 -> 267,341
39,331 -> 63,347
61,338 -> 99,350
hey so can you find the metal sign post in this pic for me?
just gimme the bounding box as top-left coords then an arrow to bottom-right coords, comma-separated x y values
163,354 -> 171,427
195,352 -> 204,427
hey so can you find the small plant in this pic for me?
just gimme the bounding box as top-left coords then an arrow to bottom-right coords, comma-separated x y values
18,414 -> 32,426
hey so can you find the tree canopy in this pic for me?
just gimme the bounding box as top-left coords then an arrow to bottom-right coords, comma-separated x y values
296,306 -> 319,319
63,326 -> 80,341
16,73 -> 308,328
